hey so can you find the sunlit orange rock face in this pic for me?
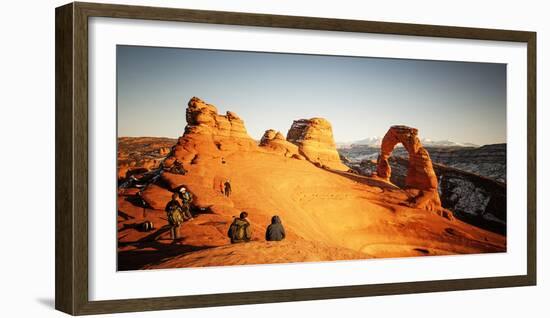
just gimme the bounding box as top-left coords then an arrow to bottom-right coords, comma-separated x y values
184,96 -> 250,139
259,129 -> 301,158
286,118 -> 349,171
164,96 -> 257,167
377,125 -> 443,213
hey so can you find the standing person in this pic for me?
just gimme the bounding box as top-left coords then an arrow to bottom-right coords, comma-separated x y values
178,187 -> 194,220
227,211 -> 251,243
219,179 -> 225,196
164,193 -> 184,242
224,179 -> 232,197
265,215 -> 286,241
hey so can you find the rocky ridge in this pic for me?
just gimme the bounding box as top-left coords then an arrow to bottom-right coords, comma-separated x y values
428,144 -> 506,183
338,144 -> 506,183
117,137 -> 177,181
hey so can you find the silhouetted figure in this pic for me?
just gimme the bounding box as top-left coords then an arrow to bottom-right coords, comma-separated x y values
228,211 -> 251,243
165,193 -> 184,242
224,180 -> 232,197
265,215 -> 286,241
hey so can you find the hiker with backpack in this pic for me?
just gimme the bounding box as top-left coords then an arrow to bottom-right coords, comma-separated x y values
227,211 -> 251,243
224,180 -> 232,197
265,215 -> 286,241
178,187 -> 194,220
165,193 -> 185,242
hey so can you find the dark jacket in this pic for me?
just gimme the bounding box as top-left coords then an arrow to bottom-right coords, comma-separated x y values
227,218 -> 251,243
265,216 -> 285,241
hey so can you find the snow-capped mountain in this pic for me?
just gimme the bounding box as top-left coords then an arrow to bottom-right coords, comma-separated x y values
353,136 -> 384,147
420,139 -> 479,148
337,137 -> 478,148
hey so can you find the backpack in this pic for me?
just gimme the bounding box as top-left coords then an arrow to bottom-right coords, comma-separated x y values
180,191 -> 193,205
229,219 -> 250,242
181,205 -> 193,221
167,202 -> 184,226
140,220 -> 154,232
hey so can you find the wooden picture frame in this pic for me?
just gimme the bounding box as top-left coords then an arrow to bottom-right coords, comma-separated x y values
55,2 -> 536,315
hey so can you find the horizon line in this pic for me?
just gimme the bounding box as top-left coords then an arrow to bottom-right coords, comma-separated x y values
116,135 -> 505,147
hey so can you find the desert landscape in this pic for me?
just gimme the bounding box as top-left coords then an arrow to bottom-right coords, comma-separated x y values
117,97 -> 506,271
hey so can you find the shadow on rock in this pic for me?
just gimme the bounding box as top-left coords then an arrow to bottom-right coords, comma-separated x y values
117,239 -> 213,271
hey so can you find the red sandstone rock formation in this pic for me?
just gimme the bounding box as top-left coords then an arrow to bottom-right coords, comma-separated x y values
286,118 -> 348,171
148,97 -> 259,214
184,96 -> 253,141
259,129 -> 300,158
376,125 -> 447,214
260,129 -> 285,144
146,97 -> 351,213
164,97 -> 257,167
159,147 -> 171,156
140,183 -> 173,210
377,126 -> 438,190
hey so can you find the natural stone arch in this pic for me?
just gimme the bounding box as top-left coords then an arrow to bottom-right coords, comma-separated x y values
376,125 -> 444,213
376,125 -> 438,191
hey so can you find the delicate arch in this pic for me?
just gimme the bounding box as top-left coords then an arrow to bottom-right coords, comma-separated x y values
376,125 -> 438,191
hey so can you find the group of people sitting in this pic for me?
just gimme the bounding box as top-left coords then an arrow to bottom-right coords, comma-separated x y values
227,212 -> 286,243
164,188 -> 286,244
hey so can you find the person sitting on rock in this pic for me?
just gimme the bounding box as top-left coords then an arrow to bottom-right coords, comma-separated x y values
164,193 -> 185,242
227,211 -> 251,244
224,180 -> 232,197
178,187 -> 193,220
265,215 -> 286,241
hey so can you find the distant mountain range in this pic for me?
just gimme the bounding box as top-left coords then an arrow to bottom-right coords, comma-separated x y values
337,137 -> 479,149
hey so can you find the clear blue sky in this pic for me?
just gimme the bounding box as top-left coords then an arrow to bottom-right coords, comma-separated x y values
117,45 -> 506,145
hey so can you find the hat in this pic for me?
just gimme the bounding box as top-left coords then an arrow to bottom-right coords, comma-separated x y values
179,187 -> 186,192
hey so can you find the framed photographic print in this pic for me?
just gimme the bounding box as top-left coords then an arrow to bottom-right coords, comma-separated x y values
55,2 -> 536,315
